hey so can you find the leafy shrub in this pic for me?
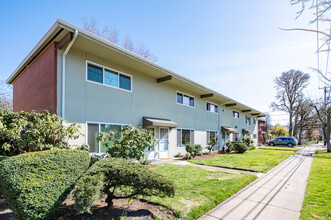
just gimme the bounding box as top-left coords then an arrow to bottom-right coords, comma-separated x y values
233,142 -> 248,153
249,146 -> 256,150
97,125 -> 156,162
0,110 -> 81,156
174,152 -> 183,158
185,144 -> 202,159
226,141 -> 233,153
242,137 -> 254,147
0,149 -> 90,220
73,157 -> 176,214
207,137 -> 217,154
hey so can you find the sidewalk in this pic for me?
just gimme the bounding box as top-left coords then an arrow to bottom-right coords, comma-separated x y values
199,145 -> 316,220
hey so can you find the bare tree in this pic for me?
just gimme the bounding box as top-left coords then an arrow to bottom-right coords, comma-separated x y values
311,97 -> 331,151
0,79 -> 13,111
295,96 -> 316,144
82,17 -> 158,62
271,70 -> 310,137
291,0 -> 331,22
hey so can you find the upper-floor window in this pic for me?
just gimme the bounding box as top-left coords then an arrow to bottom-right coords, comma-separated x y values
177,92 -> 194,107
87,62 -> 132,91
207,102 -> 218,113
233,111 -> 240,118
253,117 -> 256,124
245,115 -> 251,125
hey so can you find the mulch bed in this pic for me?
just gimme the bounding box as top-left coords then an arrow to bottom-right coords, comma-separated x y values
0,193 -> 175,220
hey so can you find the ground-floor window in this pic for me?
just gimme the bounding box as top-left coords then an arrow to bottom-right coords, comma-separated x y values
177,129 -> 194,147
207,131 -> 218,144
87,122 -> 124,153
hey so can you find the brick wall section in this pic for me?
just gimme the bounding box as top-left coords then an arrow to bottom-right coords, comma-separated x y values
13,42 -> 57,114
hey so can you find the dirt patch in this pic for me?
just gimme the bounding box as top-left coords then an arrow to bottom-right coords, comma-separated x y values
0,193 -> 175,220
192,151 -> 221,160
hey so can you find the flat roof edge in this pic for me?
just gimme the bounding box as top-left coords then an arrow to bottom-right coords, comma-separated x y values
6,18 -> 266,116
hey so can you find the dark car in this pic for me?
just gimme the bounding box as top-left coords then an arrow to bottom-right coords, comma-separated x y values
269,136 -> 297,147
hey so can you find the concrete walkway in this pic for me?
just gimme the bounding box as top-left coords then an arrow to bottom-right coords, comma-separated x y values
199,145 -> 316,220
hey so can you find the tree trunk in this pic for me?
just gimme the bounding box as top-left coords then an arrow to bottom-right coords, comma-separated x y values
298,126 -> 303,145
327,113 -> 331,152
105,188 -> 114,207
289,113 -> 293,137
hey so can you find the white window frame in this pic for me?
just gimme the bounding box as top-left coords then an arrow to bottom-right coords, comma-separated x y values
245,115 -> 251,125
177,128 -> 195,148
176,91 -> 195,108
86,60 -> 133,92
233,111 -> 240,119
86,121 -> 127,153
206,101 -> 218,114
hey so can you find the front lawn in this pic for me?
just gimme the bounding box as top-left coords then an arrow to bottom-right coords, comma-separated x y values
259,146 -> 301,152
300,150 -> 331,220
190,149 -> 296,172
143,164 -> 257,219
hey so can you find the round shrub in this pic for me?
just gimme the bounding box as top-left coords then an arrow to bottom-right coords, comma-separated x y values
233,142 -> 248,153
185,144 -> 202,159
0,110 -> 81,156
0,149 -> 90,220
73,157 -> 176,214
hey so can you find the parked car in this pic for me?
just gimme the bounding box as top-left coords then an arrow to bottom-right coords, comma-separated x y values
269,136 -> 297,147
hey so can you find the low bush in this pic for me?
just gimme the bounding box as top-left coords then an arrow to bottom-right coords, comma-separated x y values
174,152 -> 183,158
0,149 -> 90,220
226,141 -> 233,153
249,146 -> 256,150
242,137 -> 253,147
0,110 -> 81,156
185,144 -> 202,159
233,142 -> 248,153
207,137 -> 217,154
73,157 -> 176,214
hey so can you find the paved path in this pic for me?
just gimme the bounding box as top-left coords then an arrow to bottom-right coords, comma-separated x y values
199,145 -> 316,220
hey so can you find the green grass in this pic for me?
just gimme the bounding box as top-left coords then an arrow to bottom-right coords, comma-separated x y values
143,165 -> 257,219
300,150 -> 331,220
190,149 -> 296,172
259,146 -> 301,152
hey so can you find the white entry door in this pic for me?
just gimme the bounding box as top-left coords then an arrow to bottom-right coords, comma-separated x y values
144,128 -> 156,160
159,128 -> 169,158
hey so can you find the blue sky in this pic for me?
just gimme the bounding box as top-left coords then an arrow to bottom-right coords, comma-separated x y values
0,0 -> 327,125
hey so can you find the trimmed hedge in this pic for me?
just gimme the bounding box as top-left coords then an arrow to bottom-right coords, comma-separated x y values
233,142 -> 248,153
73,157 -> 176,214
0,149 -> 90,220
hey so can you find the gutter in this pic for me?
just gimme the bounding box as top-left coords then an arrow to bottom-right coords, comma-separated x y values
62,30 -> 78,119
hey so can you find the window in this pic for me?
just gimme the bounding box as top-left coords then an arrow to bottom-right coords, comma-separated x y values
87,65 -> 103,83
233,111 -> 240,118
176,92 -> 194,107
245,115 -> 251,125
253,134 -> 257,139
87,122 -> 123,153
87,62 -> 132,91
253,117 -> 256,124
104,69 -> 118,87
177,129 -> 194,147
207,131 -> 218,144
207,102 -> 218,113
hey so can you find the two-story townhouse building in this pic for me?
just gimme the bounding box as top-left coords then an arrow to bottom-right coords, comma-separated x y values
6,19 -> 265,159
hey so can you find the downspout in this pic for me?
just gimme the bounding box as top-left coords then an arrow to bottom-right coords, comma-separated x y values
62,30 -> 78,119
